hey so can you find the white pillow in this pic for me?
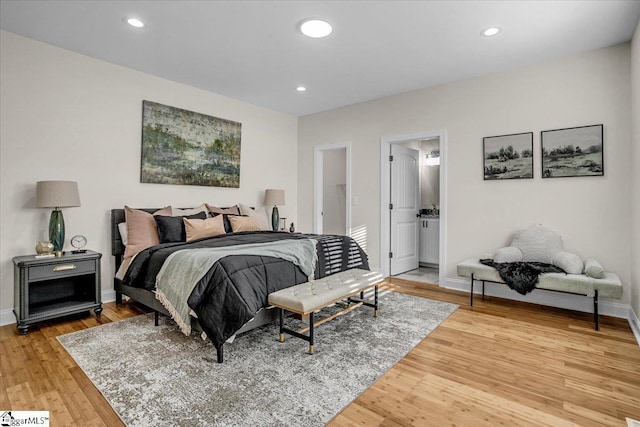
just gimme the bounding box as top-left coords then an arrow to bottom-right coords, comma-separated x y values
172,204 -> 208,216
511,225 -> 563,264
493,246 -> 523,263
584,258 -> 604,279
552,251 -> 584,275
118,222 -> 128,246
238,203 -> 271,231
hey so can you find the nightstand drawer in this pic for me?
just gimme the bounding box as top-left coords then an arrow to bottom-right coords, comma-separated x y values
29,260 -> 95,281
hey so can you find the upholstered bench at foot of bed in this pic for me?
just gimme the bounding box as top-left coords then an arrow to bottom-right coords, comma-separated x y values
456,258 -> 623,330
268,268 -> 385,355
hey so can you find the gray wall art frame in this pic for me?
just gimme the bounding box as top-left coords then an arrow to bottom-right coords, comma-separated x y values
140,100 -> 241,187
483,132 -> 534,180
541,124 -> 603,178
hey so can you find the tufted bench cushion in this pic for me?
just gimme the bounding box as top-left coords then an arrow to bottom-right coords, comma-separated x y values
269,268 -> 384,355
268,268 -> 384,314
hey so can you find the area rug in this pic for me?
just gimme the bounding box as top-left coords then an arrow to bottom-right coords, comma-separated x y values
58,291 -> 457,427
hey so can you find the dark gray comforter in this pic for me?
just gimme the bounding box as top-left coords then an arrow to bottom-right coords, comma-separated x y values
122,231 -> 369,348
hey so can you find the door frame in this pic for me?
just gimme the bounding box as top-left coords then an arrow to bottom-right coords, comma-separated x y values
379,130 -> 447,284
314,142 -> 352,236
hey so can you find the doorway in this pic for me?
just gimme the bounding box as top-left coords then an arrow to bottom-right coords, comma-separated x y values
380,131 -> 447,285
314,142 -> 352,236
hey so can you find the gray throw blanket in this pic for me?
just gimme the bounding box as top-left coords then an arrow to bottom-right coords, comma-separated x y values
156,239 -> 318,335
479,259 -> 565,295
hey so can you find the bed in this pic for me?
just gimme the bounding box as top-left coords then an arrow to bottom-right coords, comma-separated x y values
110,208 -> 369,362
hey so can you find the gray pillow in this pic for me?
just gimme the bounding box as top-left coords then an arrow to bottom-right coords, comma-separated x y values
493,246 -> 523,263
552,251 -> 583,275
511,225 -> 563,264
584,258 -> 604,279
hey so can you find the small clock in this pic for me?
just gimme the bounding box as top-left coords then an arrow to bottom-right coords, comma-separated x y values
70,235 -> 87,253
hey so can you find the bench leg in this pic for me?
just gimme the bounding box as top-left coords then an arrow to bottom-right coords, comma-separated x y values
216,344 -> 223,363
279,308 -> 285,342
154,311 -> 159,327
309,312 -> 314,355
374,285 -> 379,317
470,274 -> 474,306
594,290 -> 599,331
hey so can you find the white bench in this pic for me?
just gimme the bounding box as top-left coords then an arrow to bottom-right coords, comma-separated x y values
268,268 -> 385,354
457,258 -> 623,330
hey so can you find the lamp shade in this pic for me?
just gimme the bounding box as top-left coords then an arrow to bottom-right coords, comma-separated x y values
35,181 -> 81,208
264,189 -> 285,206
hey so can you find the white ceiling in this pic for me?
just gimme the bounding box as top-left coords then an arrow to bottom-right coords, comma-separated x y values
1,1 -> 639,117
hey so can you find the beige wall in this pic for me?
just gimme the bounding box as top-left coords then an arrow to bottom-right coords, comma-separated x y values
0,31 -> 298,318
298,44 -> 632,305
631,21 -> 640,318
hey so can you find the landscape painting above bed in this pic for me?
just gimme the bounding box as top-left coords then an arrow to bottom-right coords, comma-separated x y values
140,100 -> 241,187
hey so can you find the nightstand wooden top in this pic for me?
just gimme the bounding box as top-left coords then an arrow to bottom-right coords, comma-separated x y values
13,250 -> 102,266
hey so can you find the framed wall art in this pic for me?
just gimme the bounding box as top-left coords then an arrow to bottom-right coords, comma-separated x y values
140,100 -> 241,187
483,132 -> 533,180
541,124 -> 603,178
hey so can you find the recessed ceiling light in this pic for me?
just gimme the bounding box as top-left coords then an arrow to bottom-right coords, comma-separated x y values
300,19 -> 332,38
127,18 -> 144,28
296,86 -> 307,92
482,27 -> 500,37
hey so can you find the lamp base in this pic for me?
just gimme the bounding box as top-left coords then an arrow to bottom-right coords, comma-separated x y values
271,206 -> 279,231
49,209 -> 65,253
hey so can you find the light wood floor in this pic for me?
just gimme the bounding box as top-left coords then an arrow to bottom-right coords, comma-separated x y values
1,279 -> 639,426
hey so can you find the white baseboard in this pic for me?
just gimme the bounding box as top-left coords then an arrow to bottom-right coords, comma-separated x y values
629,306 -> 640,347
0,289 -> 117,327
441,277 -> 630,319
102,289 -> 116,303
0,308 -> 15,326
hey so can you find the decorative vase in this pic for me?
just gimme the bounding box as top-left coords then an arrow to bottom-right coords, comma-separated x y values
289,223 -> 295,233
271,206 -> 279,231
35,241 -> 54,255
49,208 -> 65,255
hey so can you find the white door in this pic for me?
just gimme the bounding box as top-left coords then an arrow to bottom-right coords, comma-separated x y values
390,144 -> 420,275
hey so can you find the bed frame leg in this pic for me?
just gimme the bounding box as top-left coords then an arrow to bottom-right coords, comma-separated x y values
470,274 -> 474,306
115,291 -> 122,305
217,345 -> 224,363
594,290 -> 599,331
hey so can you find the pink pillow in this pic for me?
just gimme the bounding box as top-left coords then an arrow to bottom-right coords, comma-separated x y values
123,206 -> 171,258
228,216 -> 261,232
184,216 -> 226,242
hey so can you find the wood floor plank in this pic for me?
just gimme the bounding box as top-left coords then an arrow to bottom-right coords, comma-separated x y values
1,282 -> 639,426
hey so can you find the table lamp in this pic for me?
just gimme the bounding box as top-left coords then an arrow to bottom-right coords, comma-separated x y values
35,181 -> 81,256
264,189 -> 285,231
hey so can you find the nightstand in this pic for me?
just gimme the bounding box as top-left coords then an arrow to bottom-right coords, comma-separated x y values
13,250 -> 102,335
